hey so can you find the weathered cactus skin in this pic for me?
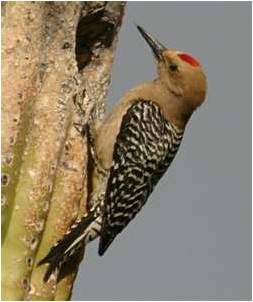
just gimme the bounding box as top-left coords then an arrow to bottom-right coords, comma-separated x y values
1,2 -> 125,300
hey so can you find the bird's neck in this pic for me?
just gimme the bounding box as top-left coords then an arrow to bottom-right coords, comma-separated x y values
122,80 -> 193,129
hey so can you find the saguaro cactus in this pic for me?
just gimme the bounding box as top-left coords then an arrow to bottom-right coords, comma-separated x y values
2,2 -> 125,300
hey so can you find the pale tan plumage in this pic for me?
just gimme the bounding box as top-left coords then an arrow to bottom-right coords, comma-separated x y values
92,27 -> 207,194
39,25 -> 207,281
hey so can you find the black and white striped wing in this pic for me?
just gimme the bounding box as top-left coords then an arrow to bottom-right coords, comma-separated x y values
98,99 -> 183,255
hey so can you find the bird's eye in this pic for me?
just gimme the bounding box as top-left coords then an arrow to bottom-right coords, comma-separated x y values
169,63 -> 178,71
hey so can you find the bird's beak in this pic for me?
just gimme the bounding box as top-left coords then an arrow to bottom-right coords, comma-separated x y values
136,25 -> 166,61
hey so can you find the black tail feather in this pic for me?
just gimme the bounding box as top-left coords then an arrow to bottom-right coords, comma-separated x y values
98,231 -> 117,256
38,211 -> 95,282
43,262 -> 57,283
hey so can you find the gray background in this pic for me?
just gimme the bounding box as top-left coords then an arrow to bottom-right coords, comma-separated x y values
73,2 -> 251,300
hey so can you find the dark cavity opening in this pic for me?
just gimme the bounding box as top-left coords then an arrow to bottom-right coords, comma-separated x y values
75,8 -> 115,71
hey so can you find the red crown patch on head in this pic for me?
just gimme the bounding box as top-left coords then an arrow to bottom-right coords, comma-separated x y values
178,53 -> 200,67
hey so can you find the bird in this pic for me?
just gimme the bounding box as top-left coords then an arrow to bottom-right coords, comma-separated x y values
38,25 -> 207,282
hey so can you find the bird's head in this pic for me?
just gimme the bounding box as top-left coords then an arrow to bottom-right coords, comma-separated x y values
137,25 -> 207,113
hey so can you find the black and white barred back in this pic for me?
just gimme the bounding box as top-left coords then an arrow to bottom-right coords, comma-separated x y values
99,99 -> 184,255
39,99 -> 184,281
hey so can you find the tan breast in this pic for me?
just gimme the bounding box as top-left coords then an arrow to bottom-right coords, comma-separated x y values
93,80 -> 187,186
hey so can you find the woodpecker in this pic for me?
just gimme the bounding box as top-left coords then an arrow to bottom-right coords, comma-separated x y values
38,25 -> 207,282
